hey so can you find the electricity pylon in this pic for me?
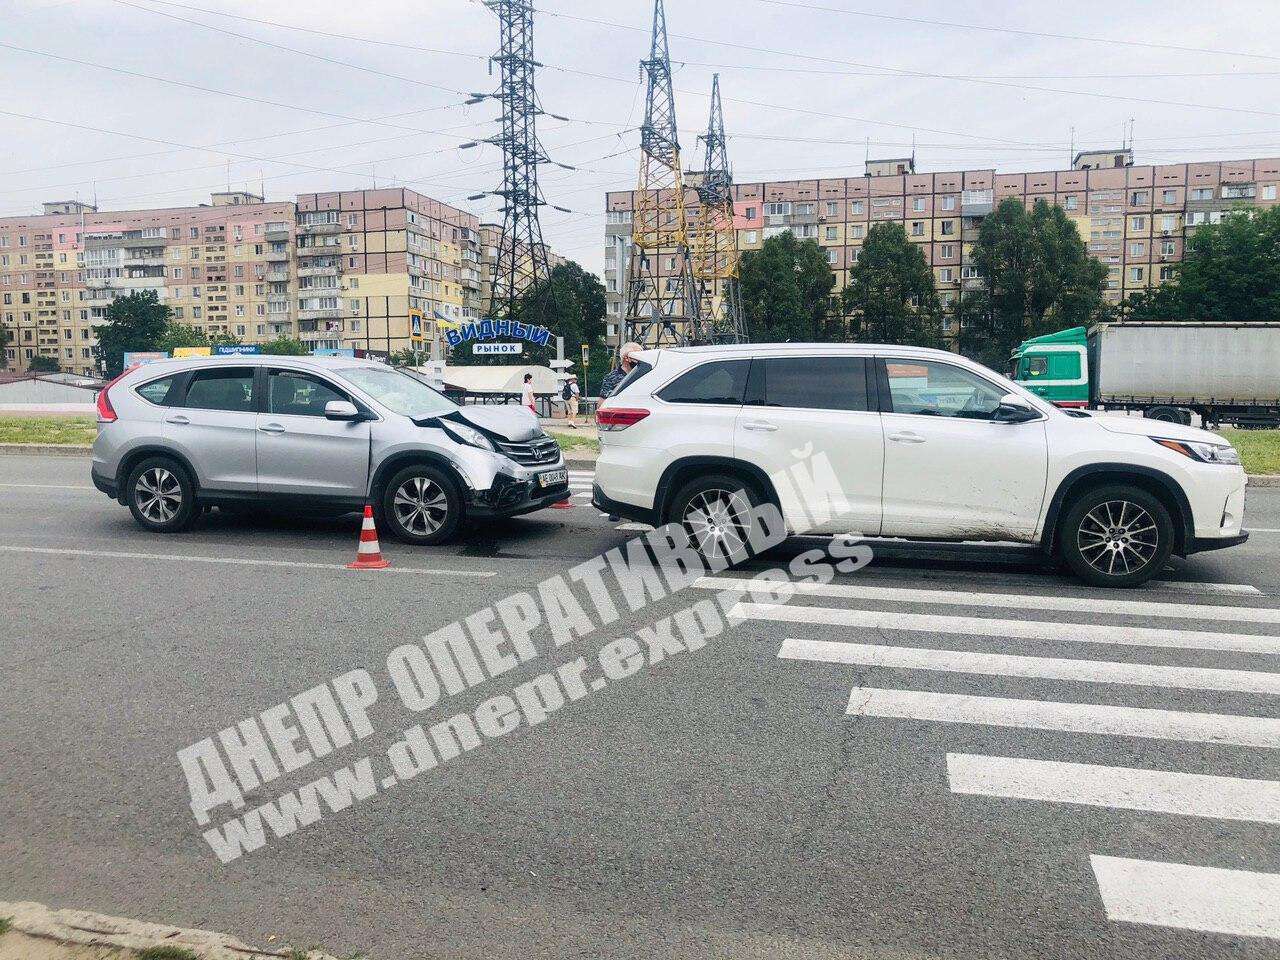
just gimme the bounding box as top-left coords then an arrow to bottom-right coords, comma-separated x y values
688,74 -> 745,344
482,0 -> 549,321
624,0 -> 699,347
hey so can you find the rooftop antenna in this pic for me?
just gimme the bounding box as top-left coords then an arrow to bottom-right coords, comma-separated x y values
1069,125 -> 1075,167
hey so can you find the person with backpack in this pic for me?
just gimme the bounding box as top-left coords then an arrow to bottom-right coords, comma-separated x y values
561,374 -> 580,428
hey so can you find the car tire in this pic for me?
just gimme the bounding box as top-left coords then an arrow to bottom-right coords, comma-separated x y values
668,473 -> 767,568
1058,484 -> 1174,588
379,464 -> 463,546
125,456 -> 197,533
1146,406 -> 1182,423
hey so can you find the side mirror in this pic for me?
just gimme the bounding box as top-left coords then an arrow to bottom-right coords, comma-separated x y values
993,393 -> 1040,424
325,400 -> 362,421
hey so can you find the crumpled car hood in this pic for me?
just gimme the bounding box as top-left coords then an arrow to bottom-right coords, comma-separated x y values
452,404 -> 542,442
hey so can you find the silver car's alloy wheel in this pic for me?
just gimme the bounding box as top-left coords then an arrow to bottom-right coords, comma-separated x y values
1076,499 -> 1158,576
683,488 -> 752,563
393,476 -> 448,536
134,467 -> 183,523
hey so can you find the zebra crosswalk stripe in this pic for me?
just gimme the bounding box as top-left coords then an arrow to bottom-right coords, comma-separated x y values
844,686 -> 1280,749
946,754 -> 1280,824
735,602 -> 1280,655
697,576 -> 1280,625
1091,856 -> 1280,940
779,637 -> 1280,695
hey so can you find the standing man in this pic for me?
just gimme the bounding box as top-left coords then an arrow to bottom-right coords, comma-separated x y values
521,372 -> 536,414
599,341 -> 642,400
565,374 -> 581,428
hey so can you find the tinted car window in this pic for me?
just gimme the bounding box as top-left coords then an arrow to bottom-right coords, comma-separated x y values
268,370 -> 346,417
613,360 -> 653,396
657,360 -> 749,405
183,368 -> 255,412
751,356 -> 869,411
135,375 -> 178,406
884,359 -> 1005,420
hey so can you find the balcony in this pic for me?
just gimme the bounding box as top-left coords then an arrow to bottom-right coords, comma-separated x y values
297,263 -> 339,278
264,226 -> 290,241
265,247 -> 290,262
297,306 -> 343,321
267,269 -> 289,282
296,221 -> 343,235
961,190 -> 994,217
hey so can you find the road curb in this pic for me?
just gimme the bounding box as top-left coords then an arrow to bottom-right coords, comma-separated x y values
1250,474 -> 1280,487
0,899 -> 345,959
0,443 -> 91,457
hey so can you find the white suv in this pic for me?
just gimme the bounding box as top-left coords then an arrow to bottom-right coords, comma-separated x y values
591,343 -> 1249,587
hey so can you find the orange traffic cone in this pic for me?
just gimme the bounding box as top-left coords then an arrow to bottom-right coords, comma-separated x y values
347,505 -> 391,569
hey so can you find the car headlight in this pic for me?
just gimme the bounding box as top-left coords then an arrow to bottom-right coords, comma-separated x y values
441,421 -> 495,452
1152,437 -> 1241,465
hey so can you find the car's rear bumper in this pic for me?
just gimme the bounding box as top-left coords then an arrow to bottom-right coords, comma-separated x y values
1187,531 -> 1249,554
591,483 -> 660,526
91,468 -> 118,500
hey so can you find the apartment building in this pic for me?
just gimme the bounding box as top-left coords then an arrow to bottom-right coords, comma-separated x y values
603,150 -> 1280,344
0,187 -> 497,374
0,192 -> 296,376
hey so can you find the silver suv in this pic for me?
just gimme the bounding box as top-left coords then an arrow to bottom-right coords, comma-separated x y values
91,356 -> 568,544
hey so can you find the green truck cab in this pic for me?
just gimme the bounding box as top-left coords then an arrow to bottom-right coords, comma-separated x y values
1009,326 -> 1090,408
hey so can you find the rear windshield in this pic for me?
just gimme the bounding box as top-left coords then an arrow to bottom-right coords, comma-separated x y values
612,360 -> 653,395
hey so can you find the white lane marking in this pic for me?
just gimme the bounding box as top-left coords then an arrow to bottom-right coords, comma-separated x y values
1249,528 -> 1280,533
0,482 -> 95,491
779,637 -> 1280,695
1156,581 -> 1261,595
571,492 -> 591,499
699,577 -> 1280,625
844,686 -> 1280,749
947,754 -> 1280,824
616,522 -> 652,532
0,544 -> 496,577
1091,856 -> 1280,940
734,603 -> 1280,656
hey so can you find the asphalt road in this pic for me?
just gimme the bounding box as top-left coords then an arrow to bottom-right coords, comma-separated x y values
1,454 -> 1278,960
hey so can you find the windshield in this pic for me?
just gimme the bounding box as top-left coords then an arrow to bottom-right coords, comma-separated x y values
337,366 -> 457,418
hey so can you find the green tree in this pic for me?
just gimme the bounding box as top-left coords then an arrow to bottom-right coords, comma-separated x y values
449,260 -> 607,370
92,290 -> 172,377
959,198 -> 1106,367
260,336 -> 309,356
27,354 -> 60,373
840,222 -> 945,348
739,232 -> 837,341
1124,206 -> 1280,321
156,323 -> 208,354
0,327 -> 11,369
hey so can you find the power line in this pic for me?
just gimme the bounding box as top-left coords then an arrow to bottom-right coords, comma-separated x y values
539,8 -> 1280,123
751,0 -> 1280,63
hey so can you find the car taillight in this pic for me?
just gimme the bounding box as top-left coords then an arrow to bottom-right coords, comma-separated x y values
597,407 -> 651,431
95,372 -> 127,423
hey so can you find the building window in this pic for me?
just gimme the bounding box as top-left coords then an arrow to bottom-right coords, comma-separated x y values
938,267 -> 953,282
1191,187 -> 1214,200
1159,266 -> 1175,281
743,206 -> 757,220
825,226 -> 838,241
912,197 -> 925,212
1129,242 -> 1144,257
1130,190 -> 1148,205
1160,215 -> 1177,231
826,249 -> 837,265
1064,196 -> 1078,211
1263,184 -> 1278,201
745,230 -> 758,244
850,200 -> 864,215
825,201 -> 839,217
1129,266 -> 1145,282
1161,189 -> 1177,204
911,222 -> 924,236
940,220 -> 955,235
850,224 -> 864,239
1161,239 -> 1176,255
941,196 -> 956,211
939,243 -> 955,258
1130,216 -> 1147,231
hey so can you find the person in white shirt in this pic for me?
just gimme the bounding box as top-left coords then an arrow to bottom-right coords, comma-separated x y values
521,372 -> 535,413
565,374 -> 580,428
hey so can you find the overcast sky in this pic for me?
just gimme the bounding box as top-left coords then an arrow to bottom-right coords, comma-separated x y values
3,0 -> 1279,272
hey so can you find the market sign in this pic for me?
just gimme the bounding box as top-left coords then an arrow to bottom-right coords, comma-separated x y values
474,342 -> 522,356
214,345 -> 261,356
172,346 -> 211,358
444,318 -> 551,349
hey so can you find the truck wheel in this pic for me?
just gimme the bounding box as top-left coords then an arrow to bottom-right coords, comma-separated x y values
1146,406 -> 1181,423
1058,485 -> 1174,588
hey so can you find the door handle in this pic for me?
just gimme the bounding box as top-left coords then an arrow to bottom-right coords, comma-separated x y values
165,415 -> 190,426
258,423 -> 286,434
888,431 -> 925,444
742,420 -> 778,432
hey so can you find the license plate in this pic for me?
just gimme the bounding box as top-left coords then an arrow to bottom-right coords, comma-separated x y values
537,468 -> 567,488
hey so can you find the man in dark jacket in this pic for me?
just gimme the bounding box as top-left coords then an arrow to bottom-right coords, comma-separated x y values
599,341 -> 642,399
